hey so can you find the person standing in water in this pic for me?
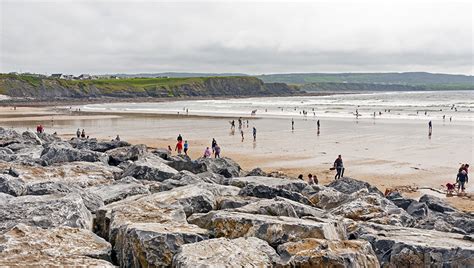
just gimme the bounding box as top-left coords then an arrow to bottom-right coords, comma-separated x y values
183,141 -> 189,155
334,155 -> 344,180
317,120 -> 320,129
252,127 -> 257,141
291,119 -> 294,130
428,121 -> 432,136
240,129 -> 244,141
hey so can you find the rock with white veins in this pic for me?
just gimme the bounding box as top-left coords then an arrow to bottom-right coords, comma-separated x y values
188,211 -> 346,247
121,155 -> 178,181
172,237 -> 282,267
0,223 -> 112,264
0,193 -> 92,231
277,238 -> 380,268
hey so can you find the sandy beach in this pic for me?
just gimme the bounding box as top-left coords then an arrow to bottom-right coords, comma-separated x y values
1,96 -> 472,212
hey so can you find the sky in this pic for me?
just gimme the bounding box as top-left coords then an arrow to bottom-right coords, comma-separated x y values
0,0 -> 472,75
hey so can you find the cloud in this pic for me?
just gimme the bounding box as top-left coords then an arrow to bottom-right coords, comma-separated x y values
0,1 -> 472,74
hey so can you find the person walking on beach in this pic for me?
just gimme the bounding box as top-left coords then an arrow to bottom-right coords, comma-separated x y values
456,169 -> 468,193
81,129 -> 86,139
175,140 -> 183,154
203,147 -> 211,158
240,129 -> 244,141
183,140 -> 189,155
211,138 -> 217,154
230,120 -> 235,129
291,119 -> 294,130
76,128 -> 81,138
334,155 -> 344,180
252,127 -> 257,141
317,120 -> 320,129
428,121 -> 432,136
177,134 -> 183,142
214,144 -> 221,158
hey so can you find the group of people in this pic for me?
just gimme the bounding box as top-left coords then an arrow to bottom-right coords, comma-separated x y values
76,128 -> 87,139
173,134 -> 222,159
447,164 -> 470,194
203,138 -> 221,158
174,134 -> 189,155
298,173 -> 318,185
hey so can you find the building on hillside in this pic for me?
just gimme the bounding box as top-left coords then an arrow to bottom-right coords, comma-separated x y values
51,73 -> 63,78
77,74 -> 91,80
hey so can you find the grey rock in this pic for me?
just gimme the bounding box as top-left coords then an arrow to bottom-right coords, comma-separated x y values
0,174 -> 26,196
386,191 -> 416,210
21,130 -> 42,145
114,222 -> 208,267
197,171 -> 227,184
0,148 -> 16,162
0,224 -> 112,264
406,200 -> 429,219
228,176 -> 308,192
151,148 -> 171,160
26,181 -> 104,212
188,211 -> 346,247
121,155 -> 178,181
0,192 -> 13,203
419,194 -> 457,213
277,238 -> 380,267
0,193 -> 92,231
239,183 -> 313,205
173,237 -> 281,267
170,157 -> 241,178
216,195 -> 262,210
36,132 -> 62,143
327,177 -> 384,195
302,185 -> 350,209
40,142 -> 107,166
330,189 -> 414,227
106,144 -> 147,166
245,167 -> 267,177
89,178 -> 150,205
231,196 -> 332,219
159,170 -> 207,191
351,222 -> 474,267
69,137 -> 130,152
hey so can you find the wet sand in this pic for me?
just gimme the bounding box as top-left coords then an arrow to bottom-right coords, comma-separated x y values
1,105 -> 472,212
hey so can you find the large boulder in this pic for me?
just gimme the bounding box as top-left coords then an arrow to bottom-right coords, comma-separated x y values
0,174 -> 26,196
173,237 -> 282,267
239,184 -> 312,205
114,222 -> 209,267
327,177 -> 384,195
188,211 -> 346,247
0,193 -> 92,231
89,177 -> 150,205
26,181 -> 104,212
106,144 -> 147,166
169,157 -> 242,178
159,170 -> 208,191
228,176 -> 308,192
350,222 -> 474,267
121,155 -> 178,181
302,185 -> 349,209
69,137 -> 130,152
419,194 -> 457,213
277,238 -> 380,267
216,195 -> 261,210
39,142 -> 107,166
330,189 -> 414,227
231,196 -> 333,219
0,224 -> 112,265
386,191 -> 416,210
21,130 -> 42,145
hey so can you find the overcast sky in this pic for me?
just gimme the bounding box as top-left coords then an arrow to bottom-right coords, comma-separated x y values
0,0 -> 472,75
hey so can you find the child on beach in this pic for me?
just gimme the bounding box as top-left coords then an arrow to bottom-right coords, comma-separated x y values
183,141 -> 189,155
175,140 -> 183,154
203,147 -> 211,158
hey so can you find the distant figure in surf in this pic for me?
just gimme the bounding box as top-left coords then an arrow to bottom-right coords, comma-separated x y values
291,119 -> 294,130
252,127 -> 257,141
428,121 -> 432,136
240,129 -> 244,141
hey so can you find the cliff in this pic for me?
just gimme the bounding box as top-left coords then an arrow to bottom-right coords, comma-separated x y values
0,75 -> 299,100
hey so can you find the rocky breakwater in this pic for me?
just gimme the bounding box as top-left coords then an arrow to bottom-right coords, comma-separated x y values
0,126 -> 472,267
